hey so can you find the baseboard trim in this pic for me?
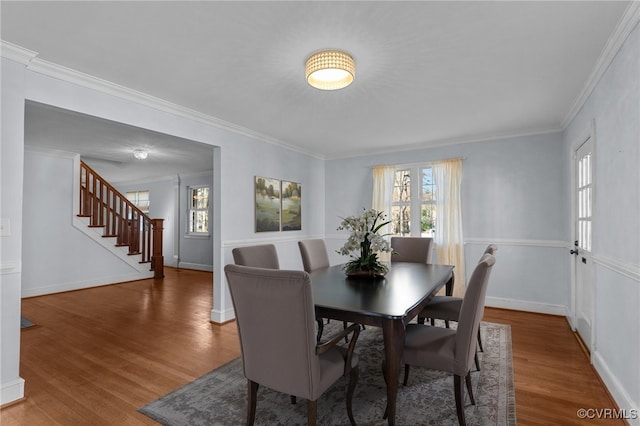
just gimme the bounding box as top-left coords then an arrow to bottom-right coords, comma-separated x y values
592,351 -> 640,426
0,377 -> 25,406
485,296 -> 568,316
177,262 -> 213,272
210,307 -> 235,325
21,272 -> 154,298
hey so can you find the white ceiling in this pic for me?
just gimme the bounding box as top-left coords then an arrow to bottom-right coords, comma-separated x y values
24,101 -> 215,183
1,1 -> 632,177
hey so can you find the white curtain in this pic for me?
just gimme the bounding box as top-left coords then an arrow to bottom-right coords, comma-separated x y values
372,166 -> 395,262
433,158 -> 466,296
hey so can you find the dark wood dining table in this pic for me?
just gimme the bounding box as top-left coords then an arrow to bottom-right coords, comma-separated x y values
309,262 -> 455,426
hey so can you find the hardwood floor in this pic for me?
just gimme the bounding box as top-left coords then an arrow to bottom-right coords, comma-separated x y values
2,268 -> 623,425
3,268 -> 240,426
482,308 -> 624,425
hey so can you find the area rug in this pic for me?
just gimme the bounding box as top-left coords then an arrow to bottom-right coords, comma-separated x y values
140,322 -> 515,425
20,316 -> 35,329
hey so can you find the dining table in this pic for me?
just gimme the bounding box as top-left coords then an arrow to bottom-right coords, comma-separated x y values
309,262 -> 455,426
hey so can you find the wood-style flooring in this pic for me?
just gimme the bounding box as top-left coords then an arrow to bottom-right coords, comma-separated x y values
2,268 -> 623,425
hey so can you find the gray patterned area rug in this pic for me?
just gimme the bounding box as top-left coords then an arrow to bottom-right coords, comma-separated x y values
140,322 -> 515,426
20,316 -> 35,329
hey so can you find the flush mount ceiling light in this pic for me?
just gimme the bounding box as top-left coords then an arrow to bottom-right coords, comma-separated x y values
133,149 -> 148,160
305,50 -> 355,90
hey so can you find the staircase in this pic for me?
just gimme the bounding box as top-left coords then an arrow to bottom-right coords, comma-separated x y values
76,161 -> 164,279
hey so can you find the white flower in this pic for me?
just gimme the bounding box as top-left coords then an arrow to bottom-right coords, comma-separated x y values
336,208 -> 392,258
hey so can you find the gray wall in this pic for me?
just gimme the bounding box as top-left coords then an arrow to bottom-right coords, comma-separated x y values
562,23 -> 639,419
21,150 -> 144,297
1,57 -> 27,404
325,132 -> 569,313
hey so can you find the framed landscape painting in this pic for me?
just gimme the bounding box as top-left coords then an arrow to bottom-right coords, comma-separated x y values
255,176 -> 281,232
281,180 -> 301,231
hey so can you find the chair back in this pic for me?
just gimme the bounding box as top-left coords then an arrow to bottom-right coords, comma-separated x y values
454,253 -> 495,375
224,264 -> 321,399
390,237 -> 433,263
298,239 -> 330,273
232,244 -> 280,269
483,244 -> 498,256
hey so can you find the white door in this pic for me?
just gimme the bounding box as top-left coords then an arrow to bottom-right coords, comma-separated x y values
573,136 -> 595,353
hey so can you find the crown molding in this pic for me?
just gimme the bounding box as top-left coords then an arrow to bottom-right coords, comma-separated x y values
0,40 -> 37,64
5,0 -> 639,162
324,126 -> 564,160
561,1 -> 640,128
1,40 -> 324,160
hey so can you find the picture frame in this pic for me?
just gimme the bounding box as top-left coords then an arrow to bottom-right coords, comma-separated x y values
255,176 -> 281,232
281,180 -> 301,231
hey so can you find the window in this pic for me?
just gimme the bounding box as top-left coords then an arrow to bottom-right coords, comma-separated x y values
391,166 -> 436,237
188,186 -> 210,234
126,190 -> 150,213
577,151 -> 592,251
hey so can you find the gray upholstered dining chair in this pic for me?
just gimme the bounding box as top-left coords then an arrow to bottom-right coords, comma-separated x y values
224,264 -> 361,426
232,244 -> 280,269
298,239 -> 330,273
401,253 -> 496,426
390,236 -> 433,264
417,244 -> 497,370
298,239 -> 350,342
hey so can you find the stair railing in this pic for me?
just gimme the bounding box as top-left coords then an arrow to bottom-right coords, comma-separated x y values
78,161 -> 164,278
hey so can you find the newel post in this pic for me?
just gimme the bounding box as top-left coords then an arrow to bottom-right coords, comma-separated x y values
151,218 -> 164,279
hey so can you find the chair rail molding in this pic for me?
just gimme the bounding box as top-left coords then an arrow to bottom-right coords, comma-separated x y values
224,235 -> 325,248
592,254 -> 640,283
463,237 -> 567,248
0,261 -> 21,275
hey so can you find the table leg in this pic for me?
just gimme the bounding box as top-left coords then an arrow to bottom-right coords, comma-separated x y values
382,319 -> 405,425
445,272 -> 455,297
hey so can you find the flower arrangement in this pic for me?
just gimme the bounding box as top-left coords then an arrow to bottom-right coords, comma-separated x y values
337,208 -> 393,276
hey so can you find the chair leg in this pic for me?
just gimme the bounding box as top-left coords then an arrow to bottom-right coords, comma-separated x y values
316,318 -> 324,342
474,351 -> 481,371
343,321 -> 349,343
417,316 -> 425,324
346,365 -> 359,425
247,380 -> 259,426
444,319 -> 450,328
382,360 -> 389,420
290,395 -> 297,404
307,399 -> 317,426
403,364 -> 410,386
465,372 -> 476,405
454,375 -> 467,426
477,328 -> 484,352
